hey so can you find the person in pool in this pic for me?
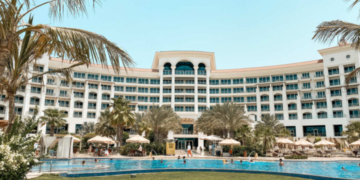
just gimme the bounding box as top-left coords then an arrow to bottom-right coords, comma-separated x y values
222,160 -> 229,164
358,163 -> 360,167
178,156 -> 180,160
82,160 -> 86,165
160,159 -> 163,163
240,160 -> 243,164
279,159 -> 284,166
342,167 -> 347,171
152,157 -> 155,160
95,159 -> 98,163
183,160 -> 186,164
231,159 -> 234,163
110,159 -> 113,161
250,160 -> 254,163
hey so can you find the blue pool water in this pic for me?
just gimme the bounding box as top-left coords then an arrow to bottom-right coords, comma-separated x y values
32,159 -> 360,179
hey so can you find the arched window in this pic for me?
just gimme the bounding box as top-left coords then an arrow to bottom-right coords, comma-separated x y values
176,61 -> 194,71
198,63 -> 206,75
163,63 -> 172,75
303,113 -> 312,119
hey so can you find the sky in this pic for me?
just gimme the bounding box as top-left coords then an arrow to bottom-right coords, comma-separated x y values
31,0 -> 360,70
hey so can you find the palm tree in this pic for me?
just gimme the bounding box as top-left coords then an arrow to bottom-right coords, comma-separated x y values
81,122 -> 95,134
312,0 -> 360,84
196,102 -> 252,138
255,114 -> 288,153
342,121 -> 360,142
143,106 -> 182,143
109,97 -> 135,149
39,109 -> 67,136
0,0 -> 135,133
133,112 -> 150,136
235,124 -> 253,146
95,110 -> 116,138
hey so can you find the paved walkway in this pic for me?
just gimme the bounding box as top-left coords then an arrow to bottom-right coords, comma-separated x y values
26,172 -> 42,179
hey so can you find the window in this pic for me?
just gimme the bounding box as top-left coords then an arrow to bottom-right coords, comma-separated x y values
47,79 -> 55,85
274,94 -> 282,101
59,90 -> 67,97
302,83 -> 310,89
74,72 -> 85,78
175,97 -> 183,102
185,80 -> 194,84
87,74 -> 99,80
344,65 -> 355,73
73,82 -> 85,88
273,85 -> 283,91
233,97 -> 244,102
59,101 -> 69,107
88,93 -> 97,99
261,96 -> 269,102
125,96 -> 136,101
259,77 -> 270,83
175,80 -> 183,84
346,55 -> 351,59
185,106 -> 194,112
113,76 -> 124,82
138,87 -> 148,93
210,80 -> 219,85
288,104 -> 297,110
126,78 -> 137,83
88,103 -> 96,109
289,114 -> 297,120
233,88 -> 244,93
0,95 -> 5,101
332,100 -> 342,108
261,105 -> 269,111
259,86 -> 269,92
315,71 -> 324,77
303,113 -> 312,119
45,99 -> 55,106
246,78 -> 257,84
163,89 -> 171,93
198,97 -> 206,103
349,77 -> 357,84
150,97 -> 159,102
316,81 -> 324,88
275,104 -> 283,111
88,83 -> 98,89
303,92 -> 312,99
246,87 -> 256,93
286,74 -> 297,81
32,77 -> 42,83
175,89 -> 183,93
101,85 -> 111,90
221,79 -> 231,85
34,66 -> 44,72
317,91 -> 325,98
46,89 -> 54,95
74,92 -> 84,98
101,103 -> 109,109
350,110 -> 359,118
150,79 -> 160,84
316,102 -> 327,109
333,111 -> 343,118
31,87 -> 41,94
272,75 -> 283,82
210,98 -> 219,103
347,88 -> 358,95
138,96 -> 148,102
30,98 -> 40,105
101,75 -> 112,82
138,78 -> 149,84
163,97 -> 171,102
221,88 -> 231,94
302,103 -> 312,109
102,94 -> 110,100
60,80 -> 69,86
198,107 -> 207,112
287,94 -> 297,100
115,86 -> 124,92
74,112 -> 82,118
175,106 -> 183,112
185,97 -> 194,102
331,89 -> 341,96
163,80 -> 172,84
302,73 -> 310,79
210,89 -> 219,94
138,106 -> 148,111
126,87 -> 136,92
329,79 -> 340,86
198,89 -> 206,94
129,105 -> 135,110
198,80 -> 206,84
247,106 -> 257,111
221,97 -> 231,103
87,112 -> 96,119
186,89 -> 194,93
317,112 -> 327,119
276,114 -> 284,120
150,88 -> 160,93
328,68 -> 339,75
14,107 -> 22,115
247,96 -> 256,102
286,84 -> 298,90
233,79 -> 243,84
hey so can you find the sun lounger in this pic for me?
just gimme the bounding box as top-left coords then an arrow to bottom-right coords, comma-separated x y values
272,152 -> 283,157
128,149 -> 136,156
292,151 -> 302,156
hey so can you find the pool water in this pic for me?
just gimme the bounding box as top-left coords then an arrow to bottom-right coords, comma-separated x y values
32,159 -> 360,179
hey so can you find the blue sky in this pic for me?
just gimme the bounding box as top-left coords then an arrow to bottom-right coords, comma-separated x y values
32,0 -> 359,69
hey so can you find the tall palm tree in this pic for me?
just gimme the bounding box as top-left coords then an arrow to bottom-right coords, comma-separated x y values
235,124 -> 253,146
95,110 -> 116,138
143,106 -> 182,143
342,121 -> 360,142
81,122 -> 95,134
39,109 -> 67,136
133,112 -> 150,136
0,0 -> 134,133
196,102 -> 252,138
109,97 -> 135,148
312,0 -> 360,84
255,114 -> 288,153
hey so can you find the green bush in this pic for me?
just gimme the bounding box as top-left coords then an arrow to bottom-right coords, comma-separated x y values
122,132 -> 129,145
231,145 -> 263,157
119,142 -> 166,155
284,155 -> 308,159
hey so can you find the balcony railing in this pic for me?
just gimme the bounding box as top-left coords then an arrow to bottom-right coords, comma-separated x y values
302,106 -> 312,109
334,132 -> 342,136
317,105 -> 327,109
350,114 -> 360,118
261,99 -> 269,102
288,107 -> 297,110
348,90 -> 358,95
349,103 -> 359,107
31,90 -> 41,94
175,70 -> 194,75
275,108 -> 283,111
331,93 -> 341,97
332,104 -> 342,108
198,70 -> 206,75
304,133 -> 326,136
315,84 -> 325,88
163,70 -> 172,75
74,105 -> 83,108
15,100 -> 24,104
333,114 -> 344,118
0,110 -> 5,114
274,97 -> 282,101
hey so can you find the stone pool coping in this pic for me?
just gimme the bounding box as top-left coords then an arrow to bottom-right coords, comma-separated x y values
59,168 -> 352,180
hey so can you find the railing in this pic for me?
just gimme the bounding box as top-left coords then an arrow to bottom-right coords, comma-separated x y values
47,82 -> 56,85
288,107 -> 297,110
315,74 -> 324,78
74,85 -> 85,89
198,91 -> 206,94
333,114 -> 344,118
198,81 -> 206,84
175,70 -> 194,75
330,82 -> 341,86
285,77 -> 298,81
59,94 -> 70,98
274,98 -> 282,101
74,115 -> 82,118
287,97 -> 297,100
350,114 -> 360,118
315,85 -> 325,88
15,100 -> 23,104
233,90 -> 244,93
175,90 -> 184,93
301,86 -> 311,89
301,75 -> 310,79
163,81 -> 172,84
59,104 -> 69,107
45,103 -> 55,106
261,108 -> 270,111
301,96 -> 312,100
316,105 -> 327,109
303,116 -> 312,119
302,106 -> 312,109
185,81 -> 195,84
331,93 -> 341,97
273,88 -> 282,91
175,81 -> 184,84
88,107 -> 96,109
334,132 -> 342,136
185,90 -> 194,93
175,130 -> 194,135
17,89 -> 26,92
332,104 -> 342,108
350,79 -> 357,84
286,87 -> 298,90
317,115 -> 327,119
260,99 -> 269,102
347,91 -> 358,95
0,110 -> 5,114
31,90 -> 41,94
328,70 -> 339,75
74,105 -> 83,108
185,99 -> 195,102
30,102 -> 40,105
163,70 -> 172,75
247,109 -> 257,112
275,108 -> 283,111
258,80 -> 270,83
102,88 -> 111,91
74,95 -> 84,98
247,99 -> 256,102
15,111 -> 22,115
198,70 -> 206,75
60,83 -> 69,87
304,133 -> 326,136
102,97 -> 110,100
175,100 -> 184,102
315,95 -> 326,99
349,103 -> 359,107
246,90 -> 256,93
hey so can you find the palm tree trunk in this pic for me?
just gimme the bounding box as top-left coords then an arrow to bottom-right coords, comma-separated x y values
50,125 -> 55,136
117,124 -> 124,151
0,38 -> 10,78
5,92 -> 16,134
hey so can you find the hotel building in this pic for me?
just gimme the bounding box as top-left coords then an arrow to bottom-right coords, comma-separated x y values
0,44 -> 359,149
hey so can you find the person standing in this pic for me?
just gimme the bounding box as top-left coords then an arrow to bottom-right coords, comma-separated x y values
187,144 -> 193,157
209,144 -> 213,155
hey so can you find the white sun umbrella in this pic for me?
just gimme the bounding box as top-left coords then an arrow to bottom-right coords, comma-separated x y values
87,136 -> 116,144
349,139 -> 360,146
126,135 -> 150,144
294,139 -> 314,147
276,138 -> 294,144
64,135 -> 81,143
219,138 -> 241,146
314,139 -> 335,146
200,135 -> 224,141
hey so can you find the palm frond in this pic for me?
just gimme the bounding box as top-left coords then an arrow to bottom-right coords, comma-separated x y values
49,0 -> 100,20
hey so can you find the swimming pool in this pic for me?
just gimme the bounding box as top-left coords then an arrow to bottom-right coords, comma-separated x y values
32,159 -> 360,179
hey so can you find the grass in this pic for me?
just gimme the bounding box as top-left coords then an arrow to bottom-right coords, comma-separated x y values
33,172 -> 310,180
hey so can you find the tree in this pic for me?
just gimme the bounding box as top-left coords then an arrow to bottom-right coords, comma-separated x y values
133,112 -> 150,136
196,102 -> 252,138
254,114 -> 288,153
0,0 -> 135,133
95,110 -> 116,138
342,121 -> 360,142
39,109 -> 67,136
143,106 -> 182,143
235,124 -> 253,146
312,0 -> 360,85
109,97 -> 135,149
81,122 -> 95,134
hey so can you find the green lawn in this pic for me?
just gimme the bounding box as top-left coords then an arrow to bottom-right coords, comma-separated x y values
34,172 -> 310,180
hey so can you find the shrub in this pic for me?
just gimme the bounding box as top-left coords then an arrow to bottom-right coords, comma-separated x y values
119,142 -> 166,155
231,145 -> 263,157
122,132 -> 129,145
284,155 -> 308,159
